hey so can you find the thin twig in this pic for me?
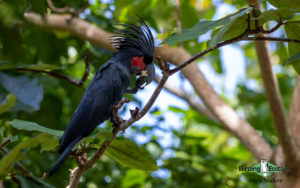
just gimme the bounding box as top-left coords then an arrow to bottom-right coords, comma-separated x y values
0,146 -> 32,175
0,139 -> 11,150
17,53 -> 90,87
47,0 -> 76,14
244,36 -> 300,43
46,0 -> 89,16
261,20 -> 283,34
169,35 -> 245,74
170,29 -> 300,75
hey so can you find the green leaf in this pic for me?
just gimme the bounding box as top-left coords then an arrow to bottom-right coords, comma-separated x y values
208,14 -> 248,48
283,52 -> 300,66
209,8 -> 250,48
163,7 -> 250,46
0,73 -> 43,111
168,106 -> 186,114
0,93 -> 16,114
285,23 -> 300,74
0,62 -> 62,71
9,119 -> 63,137
256,8 -> 299,22
105,139 -> 158,172
179,0 -> 199,29
267,0 -> 300,10
40,137 -> 59,152
98,130 -> 113,140
0,133 -> 56,176
122,169 -> 148,188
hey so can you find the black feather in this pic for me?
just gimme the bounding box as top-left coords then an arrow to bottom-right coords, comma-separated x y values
111,17 -> 154,63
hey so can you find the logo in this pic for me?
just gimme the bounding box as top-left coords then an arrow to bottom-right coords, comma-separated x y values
239,159 -> 287,177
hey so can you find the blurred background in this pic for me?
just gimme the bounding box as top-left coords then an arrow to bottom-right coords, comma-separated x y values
0,0 -> 296,187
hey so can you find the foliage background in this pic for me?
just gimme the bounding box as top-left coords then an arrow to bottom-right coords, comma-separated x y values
0,0 -> 298,187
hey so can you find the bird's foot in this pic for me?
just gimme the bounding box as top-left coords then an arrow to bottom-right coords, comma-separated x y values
71,143 -> 86,156
71,149 -> 87,167
112,98 -> 131,126
130,107 -> 140,118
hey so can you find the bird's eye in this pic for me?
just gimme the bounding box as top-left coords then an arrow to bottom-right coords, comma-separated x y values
144,56 -> 153,64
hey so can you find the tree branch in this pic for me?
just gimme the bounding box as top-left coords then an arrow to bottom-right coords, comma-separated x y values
17,52 -> 90,87
0,139 -> 10,150
46,0 -> 89,16
46,0 -> 76,15
288,76 -> 300,151
250,3 -> 298,167
245,36 -> 300,43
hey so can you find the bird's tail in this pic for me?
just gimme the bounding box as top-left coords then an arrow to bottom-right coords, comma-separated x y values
48,137 -> 81,177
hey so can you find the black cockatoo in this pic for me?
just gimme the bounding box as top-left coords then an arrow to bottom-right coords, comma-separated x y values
49,17 -> 155,176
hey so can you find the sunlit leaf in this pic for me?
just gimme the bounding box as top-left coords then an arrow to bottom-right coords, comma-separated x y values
169,106 -> 186,113
0,133 -> 56,176
9,119 -> 63,137
163,7 -> 250,46
0,93 -> 16,114
267,0 -> 300,10
256,8 -> 299,22
122,169 -> 147,188
285,23 -> 300,74
105,139 -> 158,171
209,8 -> 250,48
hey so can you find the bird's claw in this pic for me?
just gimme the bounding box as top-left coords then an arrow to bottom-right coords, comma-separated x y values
112,98 -> 130,127
130,107 -> 140,118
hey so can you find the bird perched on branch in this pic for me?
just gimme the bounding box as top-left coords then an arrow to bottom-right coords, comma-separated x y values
49,17 -> 155,176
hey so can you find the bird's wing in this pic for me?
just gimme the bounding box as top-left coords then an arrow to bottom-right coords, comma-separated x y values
59,62 -> 121,153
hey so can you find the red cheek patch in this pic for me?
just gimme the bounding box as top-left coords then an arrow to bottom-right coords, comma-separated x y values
131,56 -> 145,71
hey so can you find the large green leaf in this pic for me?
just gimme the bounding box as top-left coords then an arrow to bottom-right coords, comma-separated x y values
208,13 -> 248,48
285,23 -> 300,74
267,0 -> 300,10
121,169 -> 148,188
0,73 -> 43,111
0,93 -> 16,114
163,7 -> 250,45
256,8 -> 299,22
209,8 -> 250,48
283,52 -> 300,66
0,133 -> 56,176
9,119 -> 63,137
105,139 -> 158,172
